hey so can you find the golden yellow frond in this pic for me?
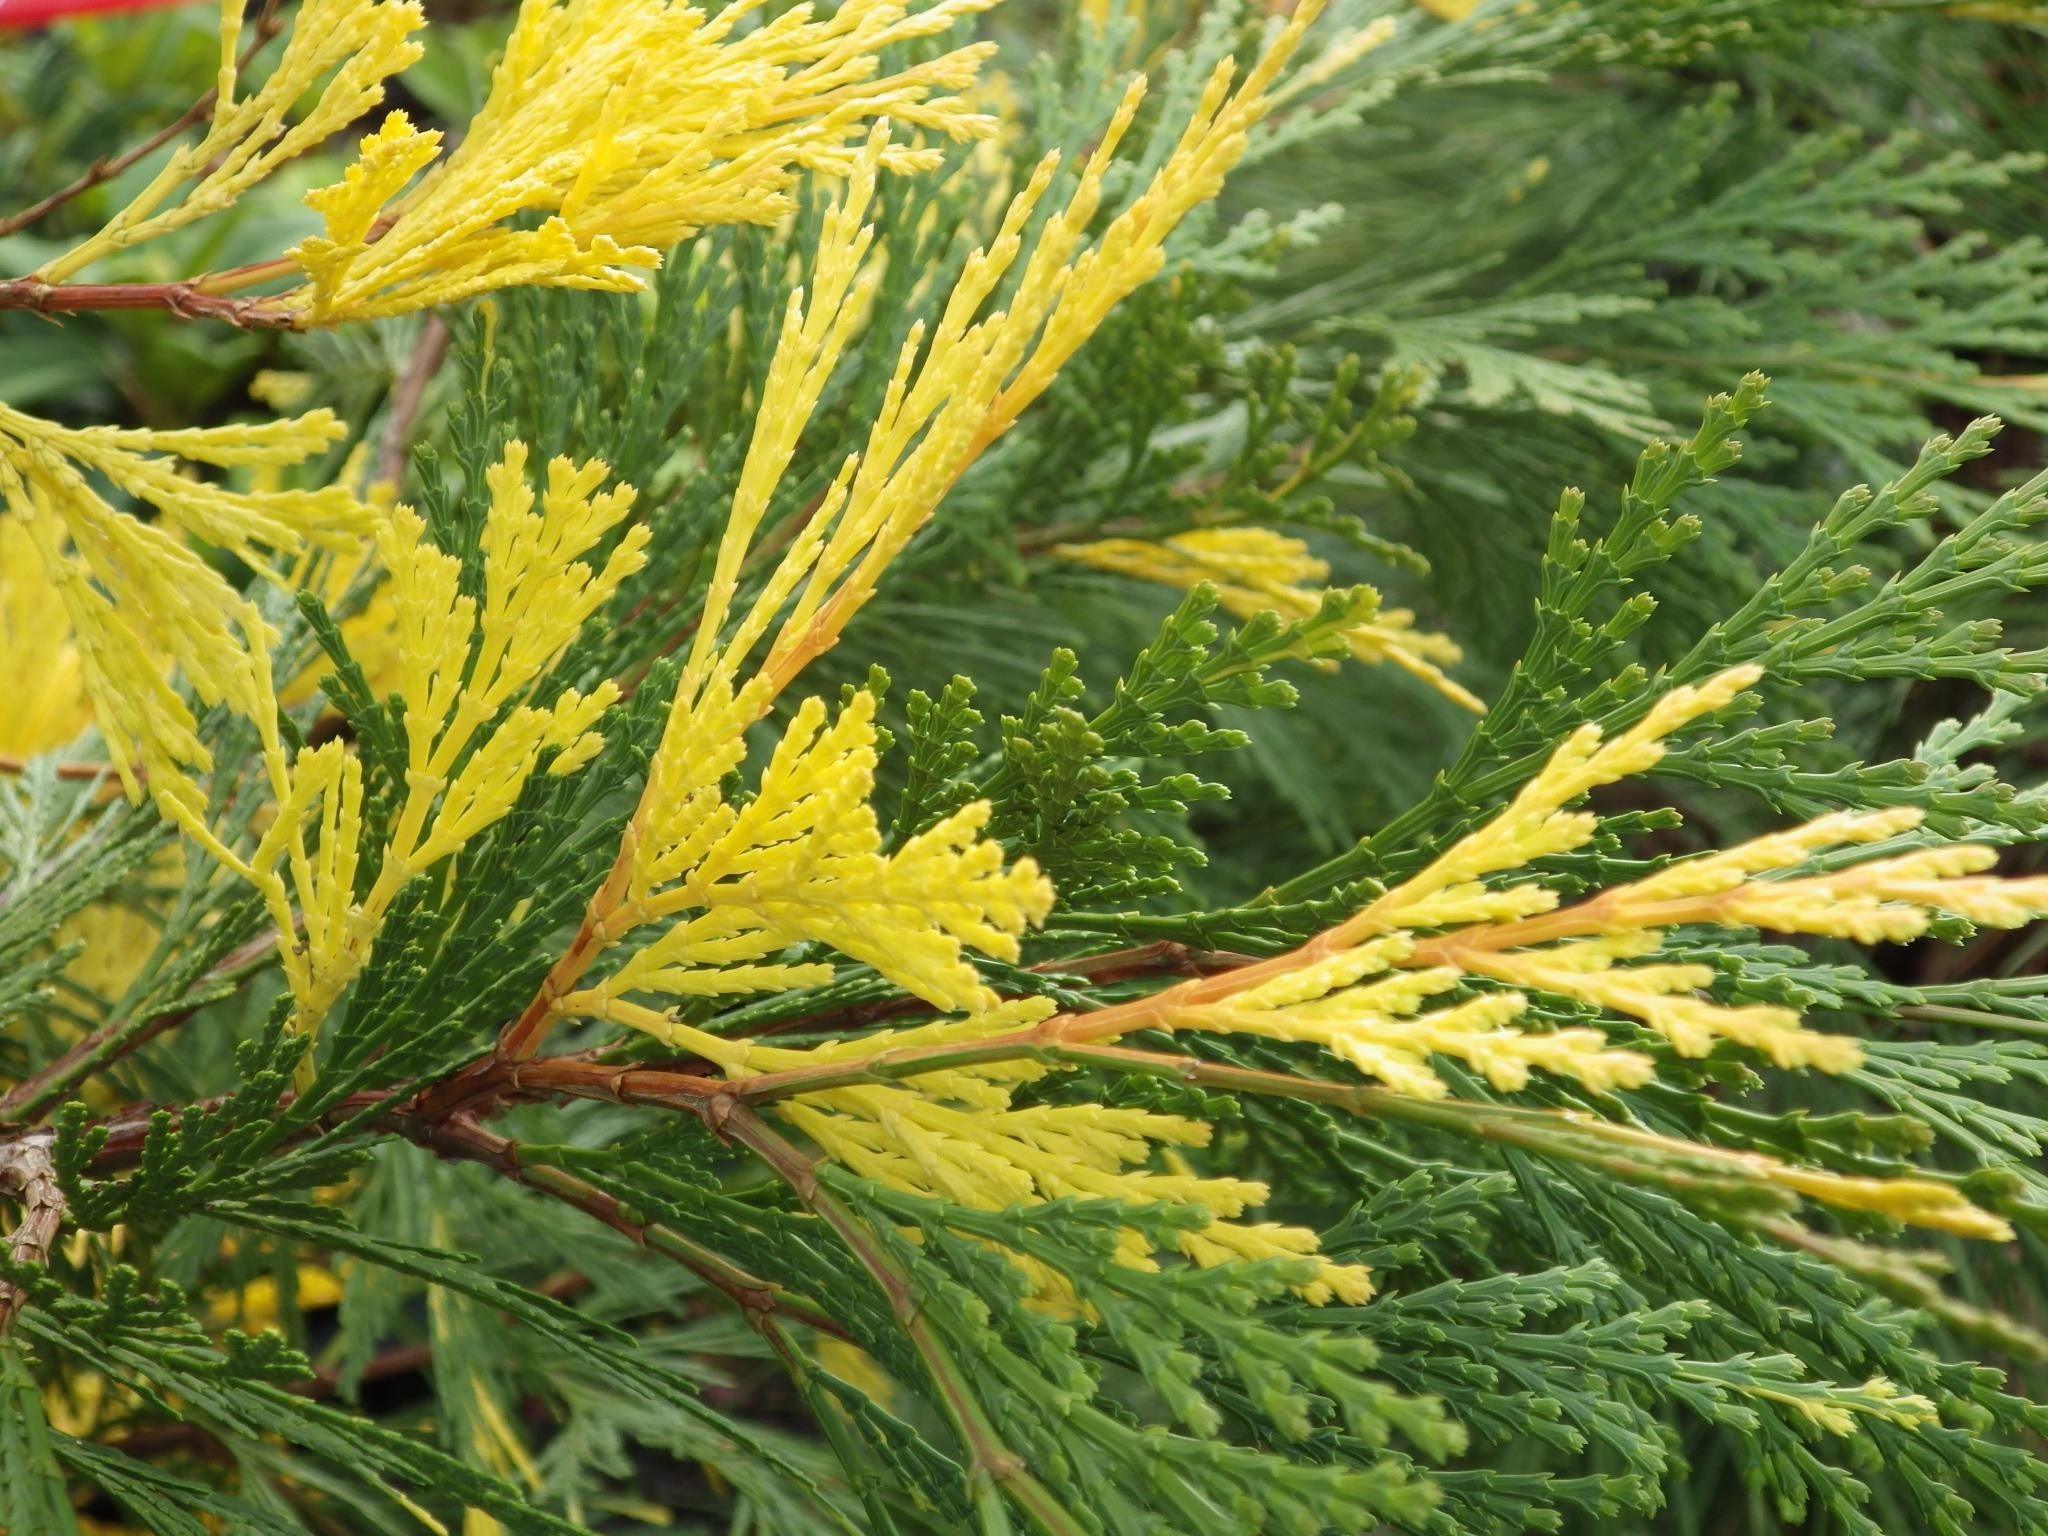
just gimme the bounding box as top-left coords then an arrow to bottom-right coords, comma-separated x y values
991,669 -> 2037,1239
520,37 -> 1330,1047
251,738 -> 366,1012
248,371 -> 316,412
289,0 -> 1000,323
1378,792 -> 2048,1071
564,688 -> 1052,1024
375,443 -> 644,803
1141,933 -> 1654,1099
257,444 -> 643,1038
1768,1166 -> 2011,1242
0,403 -> 378,833
706,998 -> 1374,1304
11,433 -> 639,1070
1355,664 -> 1764,936
1532,1121 -> 2011,1242
661,2 -> 1326,718
0,404 -> 370,571
1458,941 -> 1864,1071
39,0 -> 426,283
1055,527 -> 1482,711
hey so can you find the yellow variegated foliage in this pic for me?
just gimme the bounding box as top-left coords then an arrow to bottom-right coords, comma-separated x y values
1414,809 -> 2048,1073
503,3 -> 1471,1307
533,11 -> 1332,1044
1055,527 -> 1483,711
9,411 -> 374,566
1168,933 -> 1655,1098
289,0 -> 1001,323
565,688 -> 1052,1023
1321,668 -> 2048,1075
205,1263 -> 347,1330
257,445 -> 645,1038
0,404 -> 374,830
38,0 -> 426,283
661,1000 -> 1377,1306
529,11 -> 1324,1022
1349,669 -> 1770,937
659,2 -> 1327,711
1116,665 -> 2022,1089
981,663 -> 2032,1239
0,453 -> 395,761
373,444 -> 644,857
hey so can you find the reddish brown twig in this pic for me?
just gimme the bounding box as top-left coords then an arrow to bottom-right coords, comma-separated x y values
0,276 -> 299,327
0,0 -> 285,242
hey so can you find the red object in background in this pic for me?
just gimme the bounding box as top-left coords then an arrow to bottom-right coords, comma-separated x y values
0,0 -> 198,26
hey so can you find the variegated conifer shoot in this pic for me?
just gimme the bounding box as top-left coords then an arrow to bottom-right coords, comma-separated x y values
2,0 -> 999,324
7,2 -> 2048,1532
2,0 -> 2040,1317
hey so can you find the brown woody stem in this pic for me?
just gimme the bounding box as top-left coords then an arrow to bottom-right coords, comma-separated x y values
0,277 -> 300,328
0,1141 -> 64,1337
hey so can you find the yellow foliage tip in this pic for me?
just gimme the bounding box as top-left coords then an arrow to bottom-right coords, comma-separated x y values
0,403 -> 383,827
1462,944 -> 1864,1074
289,0 -> 1002,323
1491,804 -> 2048,1035
40,0 -> 427,284
684,1 -> 1334,709
1057,528 -> 1482,711
1359,665 -> 1762,929
1773,1166 -> 2013,1243
580,689 -> 1052,1023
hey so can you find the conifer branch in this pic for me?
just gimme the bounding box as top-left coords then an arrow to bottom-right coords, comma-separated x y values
0,933 -> 280,1124
396,1113 -> 850,1339
10,3 -> 2048,1528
